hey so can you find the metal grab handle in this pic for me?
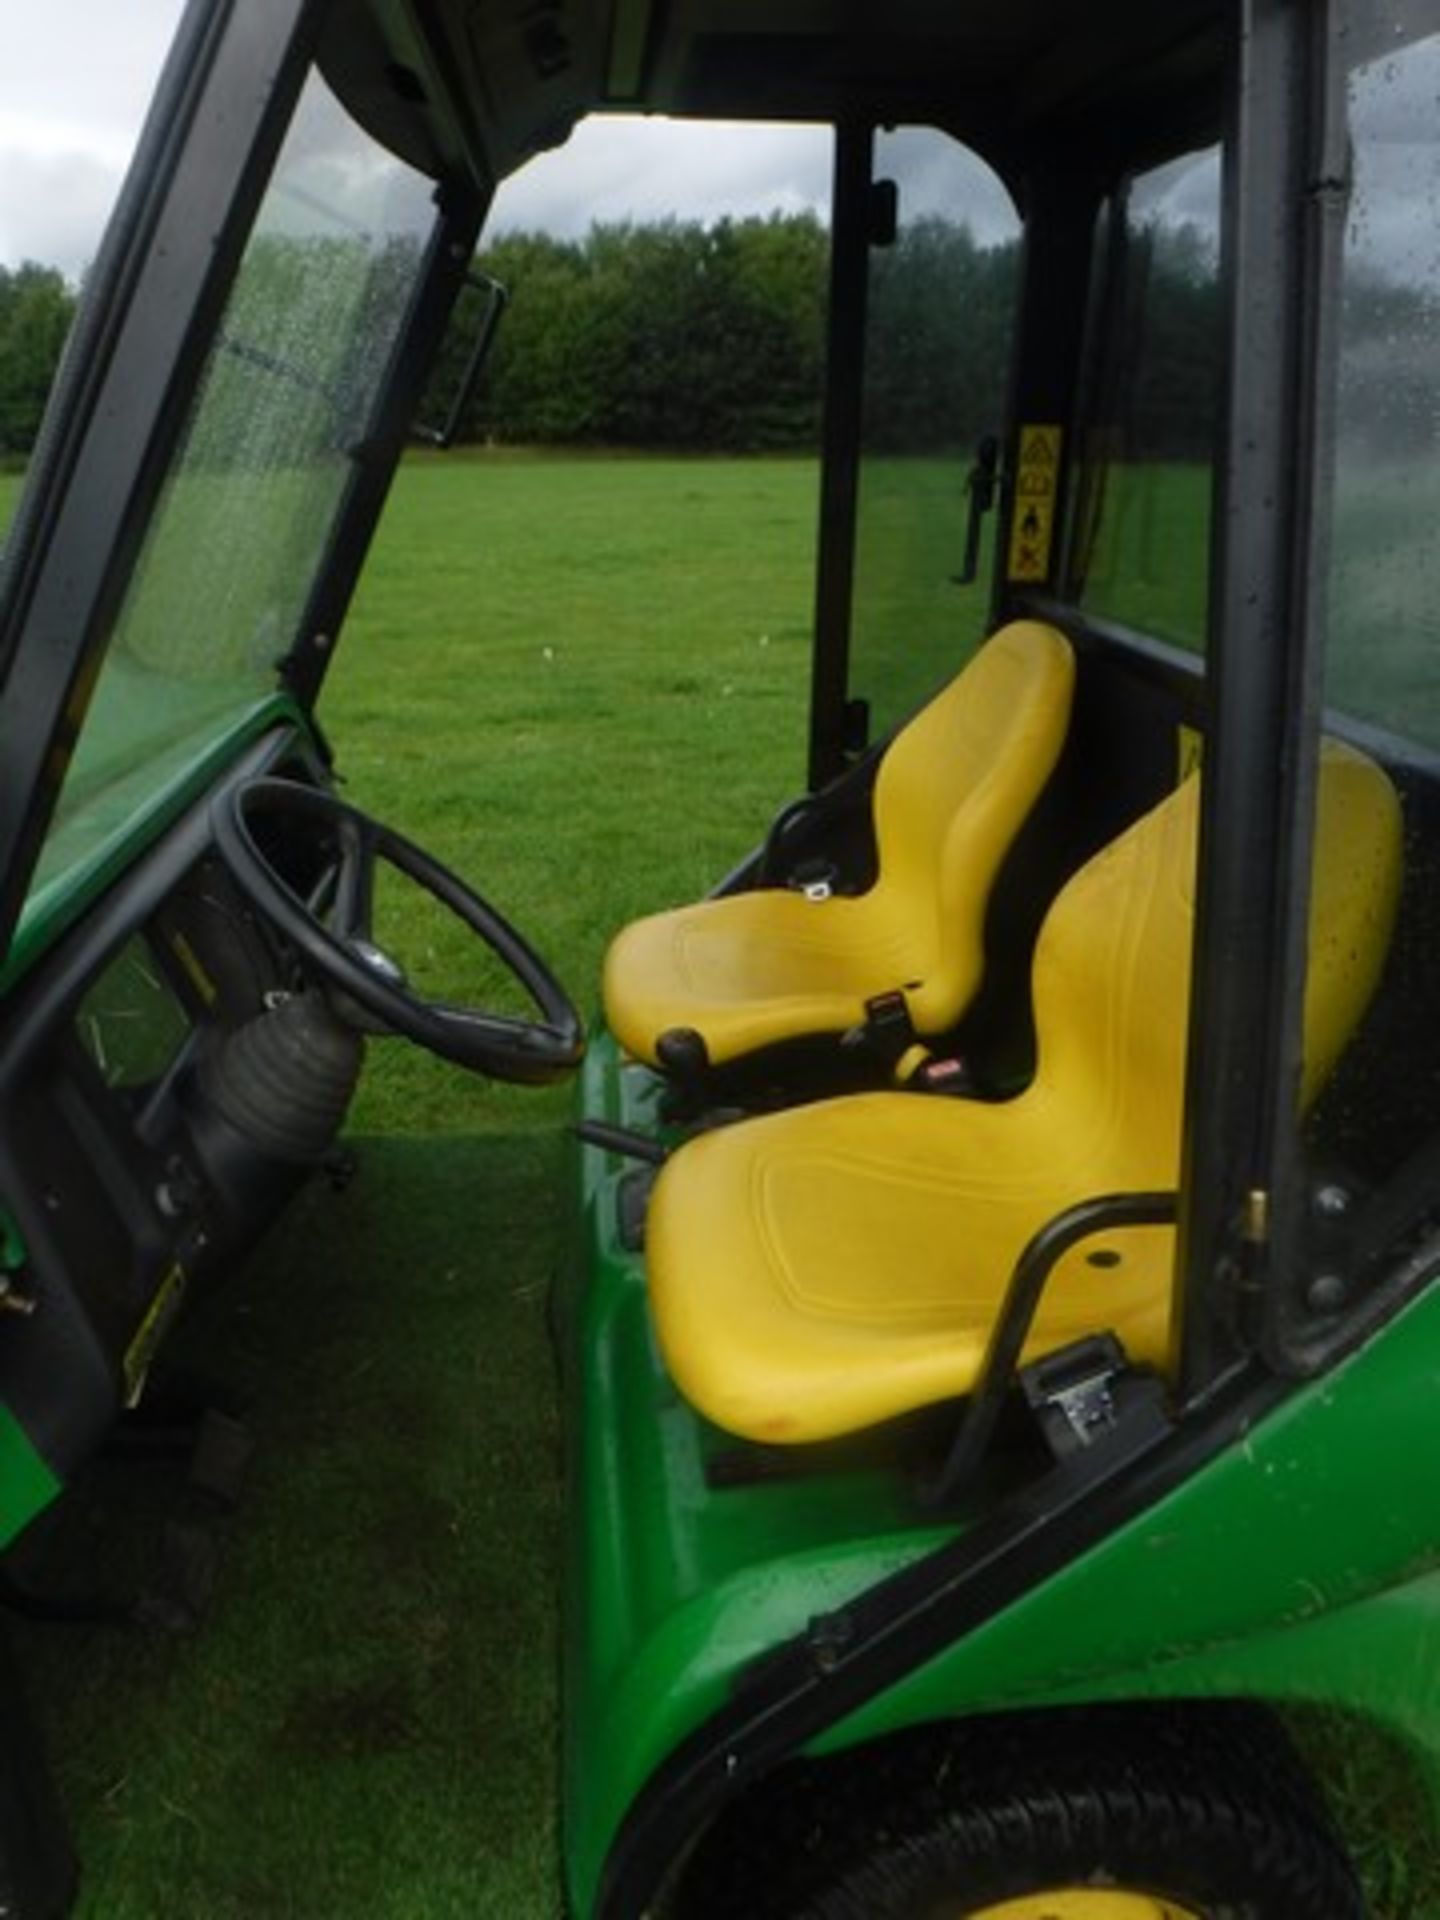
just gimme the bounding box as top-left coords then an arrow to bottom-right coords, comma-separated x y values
922,1189 -> 1179,1505
413,272 -> 510,450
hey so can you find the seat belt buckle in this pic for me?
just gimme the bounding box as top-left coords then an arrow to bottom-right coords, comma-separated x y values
849,989 -> 915,1068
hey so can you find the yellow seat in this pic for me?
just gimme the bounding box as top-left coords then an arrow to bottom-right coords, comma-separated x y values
646,740 -> 1402,1444
602,621 -> 1075,1069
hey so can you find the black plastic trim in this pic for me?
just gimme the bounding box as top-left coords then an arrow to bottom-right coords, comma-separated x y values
0,726 -> 316,1479
807,122 -> 873,789
1258,0 -> 1361,1376
1174,0 -> 1327,1395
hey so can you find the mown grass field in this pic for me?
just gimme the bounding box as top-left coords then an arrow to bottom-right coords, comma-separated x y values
1,451 -> 1437,1917
6,450 -> 831,1920
322,448 -> 823,1137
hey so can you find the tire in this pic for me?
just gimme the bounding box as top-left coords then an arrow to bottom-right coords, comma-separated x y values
674,1704 -> 1364,1920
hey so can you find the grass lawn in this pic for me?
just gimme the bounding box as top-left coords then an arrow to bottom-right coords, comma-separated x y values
9,449 -> 833,1920
320,448 -> 826,1138
2,449 -> 1438,1916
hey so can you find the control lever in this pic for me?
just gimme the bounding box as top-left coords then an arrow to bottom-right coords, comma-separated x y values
953,433 -> 999,585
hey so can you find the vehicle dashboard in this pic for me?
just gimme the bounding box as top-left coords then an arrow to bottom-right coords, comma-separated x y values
0,726 -> 340,1507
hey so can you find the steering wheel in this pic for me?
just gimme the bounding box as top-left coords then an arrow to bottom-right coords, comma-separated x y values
212,776 -> 584,1085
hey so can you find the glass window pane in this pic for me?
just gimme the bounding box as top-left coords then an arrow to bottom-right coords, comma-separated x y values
848,130 -> 1020,739
1071,148 -> 1222,651
33,69 -> 436,895
1294,3 -> 1439,1335
1324,11 -> 1440,741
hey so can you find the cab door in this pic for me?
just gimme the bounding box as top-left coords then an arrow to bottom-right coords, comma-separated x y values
808,124 -> 1021,783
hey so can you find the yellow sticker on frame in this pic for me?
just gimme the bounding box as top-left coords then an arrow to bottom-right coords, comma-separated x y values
123,1262 -> 188,1406
1007,423 -> 1063,583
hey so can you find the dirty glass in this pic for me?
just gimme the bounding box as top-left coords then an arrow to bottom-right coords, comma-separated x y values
32,68 -> 435,894
847,129 -> 1020,742
1324,8 -> 1440,741
1292,3 -> 1440,1336
1071,147 -> 1222,652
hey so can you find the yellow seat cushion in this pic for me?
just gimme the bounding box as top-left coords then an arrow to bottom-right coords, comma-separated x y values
647,740 -> 1402,1443
603,620 -> 1075,1068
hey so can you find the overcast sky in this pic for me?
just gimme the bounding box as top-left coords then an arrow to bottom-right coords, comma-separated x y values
0,1 -> 183,278
0,1 -> 1028,284
5,3 -> 1434,292
0,0 -> 845,283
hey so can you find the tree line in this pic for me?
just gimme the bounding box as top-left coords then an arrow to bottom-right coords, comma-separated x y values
8,215 -> 1029,460
17,208 -> 1430,467
11,210 -> 1440,468
0,216 -> 1239,466
0,264 -> 75,459
429,213 -> 1020,453
0,217 -> 1224,463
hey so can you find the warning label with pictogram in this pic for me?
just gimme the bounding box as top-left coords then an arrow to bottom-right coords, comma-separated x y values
1007,423 -> 1063,583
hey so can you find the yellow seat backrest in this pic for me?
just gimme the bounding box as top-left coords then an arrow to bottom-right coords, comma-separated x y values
1029,736 -> 1403,1184
870,619 -> 1076,1031
599,619 -> 1074,1069
642,736 -> 1402,1447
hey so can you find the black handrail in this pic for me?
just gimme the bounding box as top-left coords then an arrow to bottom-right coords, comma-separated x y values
923,1189 -> 1179,1504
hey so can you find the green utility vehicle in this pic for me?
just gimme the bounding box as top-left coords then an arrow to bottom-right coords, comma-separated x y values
1,0 -> 1438,1913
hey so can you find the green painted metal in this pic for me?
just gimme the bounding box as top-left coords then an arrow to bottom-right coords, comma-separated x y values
810,1277 -> 1440,1770
0,1200 -> 50,1548
0,693 -> 313,1000
0,1403 -> 61,1552
1036,1565 -> 1440,1812
0,1203 -> 24,1274
564,1032 -> 1440,1913
560,1033 -> 952,1912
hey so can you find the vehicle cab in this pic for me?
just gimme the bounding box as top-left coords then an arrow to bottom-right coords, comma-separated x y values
0,0 -> 1438,1913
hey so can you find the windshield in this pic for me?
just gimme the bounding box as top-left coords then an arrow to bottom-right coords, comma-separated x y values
29,67 -> 436,899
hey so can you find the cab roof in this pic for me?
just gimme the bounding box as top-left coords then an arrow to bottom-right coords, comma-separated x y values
325,0 -> 1227,201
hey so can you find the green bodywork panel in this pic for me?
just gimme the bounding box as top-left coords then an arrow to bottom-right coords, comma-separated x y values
0,1405 -> 60,1554
564,1030 -> 1440,1915
0,693 -> 314,999
815,1277 -> 1440,1771
0,1205 -> 48,1548
560,1039 -> 952,1909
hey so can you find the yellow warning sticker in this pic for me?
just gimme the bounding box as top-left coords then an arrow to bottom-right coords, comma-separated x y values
123,1263 -> 187,1407
1177,722 -> 1204,783
1007,424 -> 1063,583
169,931 -> 218,1007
